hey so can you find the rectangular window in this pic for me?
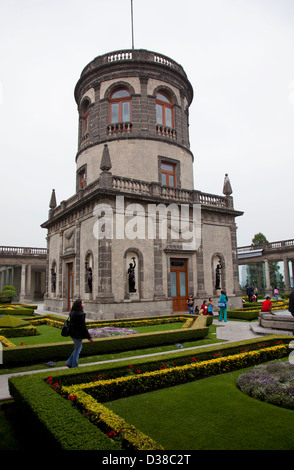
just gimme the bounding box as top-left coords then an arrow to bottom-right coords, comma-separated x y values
161,162 -> 176,187
165,107 -> 172,127
156,104 -> 163,125
79,170 -> 86,189
122,101 -> 130,121
111,103 -> 119,123
170,271 -> 177,297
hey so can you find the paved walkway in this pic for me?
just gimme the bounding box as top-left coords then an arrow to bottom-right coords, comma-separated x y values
0,311 -> 264,402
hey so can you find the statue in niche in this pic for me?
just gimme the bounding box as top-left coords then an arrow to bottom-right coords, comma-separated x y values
51,269 -> 56,293
85,264 -> 93,293
128,257 -> 137,293
215,261 -> 222,290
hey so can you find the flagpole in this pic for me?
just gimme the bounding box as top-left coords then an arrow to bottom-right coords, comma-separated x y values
131,0 -> 134,49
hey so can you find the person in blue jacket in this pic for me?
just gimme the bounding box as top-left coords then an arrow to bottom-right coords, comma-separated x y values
218,290 -> 228,322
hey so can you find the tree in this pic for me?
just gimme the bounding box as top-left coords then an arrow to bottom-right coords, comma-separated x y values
247,233 -> 285,294
251,233 -> 269,246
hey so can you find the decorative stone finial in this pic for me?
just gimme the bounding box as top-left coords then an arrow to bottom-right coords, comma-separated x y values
49,189 -> 57,209
100,144 -> 112,172
223,173 -> 232,196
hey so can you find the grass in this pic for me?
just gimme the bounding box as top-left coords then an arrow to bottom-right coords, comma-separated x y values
2,359 -> 293,451
0,400 -> 59,451
106,363 -> 294,450
0,323 -> 223,375
5,315 -> 289,450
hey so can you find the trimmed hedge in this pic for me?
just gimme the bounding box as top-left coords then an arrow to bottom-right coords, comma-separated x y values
2,315 -> 210,366
0,305 -> 36,316
8,372 -> 121,450
0,326 -> 37,339
227,309 -> 260,321
8,336 -> 291,450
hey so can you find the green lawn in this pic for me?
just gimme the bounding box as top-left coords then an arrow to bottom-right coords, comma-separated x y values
7,321 -> 183,347
0,323 -> 223,374
106,365 -> 294,450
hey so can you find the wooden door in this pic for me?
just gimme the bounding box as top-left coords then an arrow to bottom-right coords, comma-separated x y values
170,259 -> 188,312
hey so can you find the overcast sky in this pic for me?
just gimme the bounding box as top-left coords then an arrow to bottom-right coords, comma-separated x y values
0,0 -> 293,249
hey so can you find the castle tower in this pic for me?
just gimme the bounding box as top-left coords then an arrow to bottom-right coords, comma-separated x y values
42,49 -> 243,317
74,50 -> 193,193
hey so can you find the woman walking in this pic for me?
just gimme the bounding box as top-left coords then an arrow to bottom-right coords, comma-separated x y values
66,299 -> 92,368
218,290 -> 228,322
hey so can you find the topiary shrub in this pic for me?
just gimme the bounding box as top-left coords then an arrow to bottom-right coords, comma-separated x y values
0,286 -> 18,303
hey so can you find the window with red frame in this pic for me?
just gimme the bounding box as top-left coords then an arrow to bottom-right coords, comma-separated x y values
109,88 -> 131,123
79,169 -> 86,189
161,162 -> 176,187
156,92 -> 174,128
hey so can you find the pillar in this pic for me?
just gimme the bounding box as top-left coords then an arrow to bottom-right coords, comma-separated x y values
283,258 -> 291,293
25,264 -> 32,301
19,264 -> 26,302
264,259 -> 272,296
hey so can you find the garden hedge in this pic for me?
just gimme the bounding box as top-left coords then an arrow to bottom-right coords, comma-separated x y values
2,315 -> 210,366
8,335 -> 292,451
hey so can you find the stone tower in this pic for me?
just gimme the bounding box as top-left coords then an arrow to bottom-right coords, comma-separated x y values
42,49 -> 243,317
74,49 -> 194,192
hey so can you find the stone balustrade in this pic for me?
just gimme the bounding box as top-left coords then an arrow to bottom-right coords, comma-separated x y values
0,246 -> 47,257
48,173 -> 235,221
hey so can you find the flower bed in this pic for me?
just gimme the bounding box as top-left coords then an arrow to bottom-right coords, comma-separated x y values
8,337 -> 292,450
88,327 -> 138,338
0,304 -> 37,315
1,314 -> 210,366
236,361 -> 294,410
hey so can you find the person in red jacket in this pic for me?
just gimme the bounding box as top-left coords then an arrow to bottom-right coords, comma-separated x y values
200,300 -> 208,315
261,296 -> 272,312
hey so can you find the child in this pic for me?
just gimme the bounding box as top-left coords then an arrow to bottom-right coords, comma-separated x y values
200,300 -> 208,315
186,294 -> 195,314
208,297 -> 214,315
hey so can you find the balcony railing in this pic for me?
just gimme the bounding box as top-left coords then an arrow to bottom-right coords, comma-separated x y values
81,49 -> 187,79
107,122 -> 132,135
238,239 -> 294,254
0,246 -> 47,256
46,173 -> 237,224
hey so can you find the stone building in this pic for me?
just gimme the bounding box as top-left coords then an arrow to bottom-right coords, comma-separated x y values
41,49 -> 243,318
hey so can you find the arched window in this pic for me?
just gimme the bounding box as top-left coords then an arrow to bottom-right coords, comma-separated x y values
156,91 -> 174,128
109,88 -> 131,123
81,100 -> 90,137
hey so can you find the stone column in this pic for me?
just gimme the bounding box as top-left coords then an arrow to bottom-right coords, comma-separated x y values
230,224 -> 242,296
283,258 -> 291,293
19,264 -> 26,302
196,248 -> 207,298
96,238 -> 114,302
153,240 -> 165,300
264,259 -> 272,296
75,222 -> 81,298
25,264 -> 32,302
